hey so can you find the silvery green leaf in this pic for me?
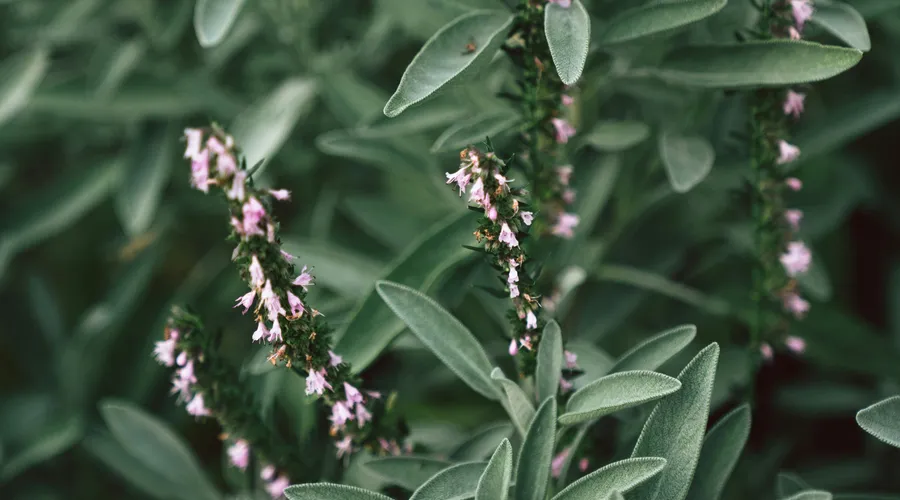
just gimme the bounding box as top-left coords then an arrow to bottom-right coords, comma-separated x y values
857,396 -> 900,448
0,47 -> 48,126
194,0 -> 245,47
514,398 -> 557,500
598,0 -> 727,45
115,125 -> 175,237
659,132 -> 715,193
630,343 -> 720,500
784,492 -> 833,500
686,404 -> 751,500
0,415 -> 83,482
284,484 -> 392,500
365,456 -> 454,491
551,457 -> 667,500
581,121 -> 650,152
491,368 -> 536,436
610,325 -> 697,374
410,462 -> 488,500
376,281 -> 499,400
431,110 -> 520,153
559,371 -> 682,426
778,472 -> 814,498
451,423 -> 516,461
82,432 -> 179,500
810,2 -> 871,52
317,130 -> 429,173
545,0 -> 590,85
384,11 -> 514,117
536,321 -> 564,402
608,492 -> 625,500
475,439 -> 513,500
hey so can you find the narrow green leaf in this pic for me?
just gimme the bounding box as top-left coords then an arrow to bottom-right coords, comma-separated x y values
778,472 -> 813,498
545,0 -> 590,85
559,371 -> 682,426
595,265 -> 731,316
785,492 -> 833,500
317,130 -> 430,173
536,321 -> 564,402
82,432 -> 178,500
599,0 -> 726,45
608,492 -> 625,500
376,281 -> 499,400
0,416 -> 83,482
656,40 -> 863,88
856,396 -> 900,448
551,457 -> 667,500
491,368 -> 536,436
384,11 -> 514,117
194,0 -> 245,47
581,121 -> 650,152
686,404 -> 751,500
476,439 -> 513,500
115,125 -> 175,236
659,132 -> 715,193
0,48 -> 48,126
451,423 -> 516,461
94,38 -> 146,98
321,71 -> 390,127
631,343 -> 720,500
285,484 -> 392,500
810,2 -> 871,52
515,398 -> 557,500
366,456 -> 454,491
360,99 -> 468,138
334,212 -> 477,372
410,462 -> 488,500
431,110 -> 520,153
610,325 -> 697,374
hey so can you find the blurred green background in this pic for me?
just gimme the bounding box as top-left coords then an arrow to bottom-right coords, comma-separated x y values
2,0 -> 900,498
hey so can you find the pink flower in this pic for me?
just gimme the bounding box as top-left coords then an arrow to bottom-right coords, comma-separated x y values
336,436 -> 353,458
267,223 -> 275,243
249,255 -> 265,289
494,173 -> 511,190
791,0 -> 814,30
228,440 -> 250,470
466,149 -> 481,169
190,149 -> 210,193
521,211 -> 534,226
446,167 -> 472,195
287,291 -> 305,318
293,266 -> 314,290
234,290 -> 256,314
267,318 -> 283,343
356,403 -> 373,426
266,475 -> 290,499
242,197 -> 267,236
560,378 -> 573,393
207,136 -> 226,156
176,351 -> 188,366
788,26 -> 801,40
153,338 -> 177,366
784,292 -> 810,318
549,0 -> 572,7
184,128 -> 203,160
551,118 -> 576,144
171,376 -> 192,401
562,189 -> 576,205
783,90 -> 806,118
509,283 -> 520,298
564,350 -> 578,369
760,343 -> 774,361
216,152 -> 236,176
780,241 -> 812,276
785,209 -> 803,231
469,177 -> 489,207
777,140 -> 800,165
551,448 -> 571,478
252,321 -> 268,342
552,213 -> 580,238
786,177 -> 803,191
186,393 -> 211,417
179,360 -> 197,384
227,170 -> 246,201
261,465 -> 276,481
260,280 -> 286,321
344,383 -> 364,406
499,222 -> 519,248
526,310 -> 538,330
329,350 -> 343,367
509,338 -> 519,356
280,250 -> 295,261
508,261 -> 519,284
785,335 -> 806,354
562,94 -> 574,106
520,335 -> 533,351
487,206 -> 498,221
557,165 -> 573,186
330,401 -> 354,427
268,189 -> 290,201
578,458 -> 589,472
305,369 -> 332,396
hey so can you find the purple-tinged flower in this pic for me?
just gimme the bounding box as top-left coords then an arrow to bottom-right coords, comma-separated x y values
242,197 -> 267,236
250,255 -> 265,289
446,167 -> 472,195
551,448 -> 571,478
176,351 -> 188,366
261,280 -> 287,320
526,310 -> 537,330
305,369 -> 332,396
791,0 -> 814,30
266,475 -> 290,499
336,436 -> 353,458
261,465 -> 276,481
356,403 -> 373,426
286,291 -> 305,318
234,290 -> 256,314
783,90 -> 806,118
783,292 -> 810,318
777,140 -> 800,165
293,266 -> 314,290
487,206 -> 498,221
154,338 -> 177,366
494,173 -> 511,190
785,209 -> 803,231
509,338 -> 519,356
207,136 -> 226,156
578,458 -> 589,472
227,170 -> 246,201
268,223 -> 276,243
780,241 -> 812,276
184,128 -> 203,160
230,217 -> 243,237
549,0 -> 571,8
499,222 -> 519,248
520,335 -> 533,351
562,189 -> 576,205
216,152 -> 236,177
329,350 -> 343,367
789,26 -> 801,40
760,343 -> 774,361
509,283 -> 520,298
786,177 -> 803,191
521,211 -> 534,226
344,383 -> 364,406
469,177 -> 488,207
562,94 -> 574,106
330,401 -> 354,428
171,376 -> 192,401
280,250 -> 295,261
179,360 -> 197,384
564,350 -> 577,369
551,118 -> 576,144
368,390 -> 382,399
785,335 -> 806,354
186,393 -> 211,417
227,439 -> 250,470
557,165 -> 573,186
267,318 -> 283,343
508,261 -> 519,284
560,378 -> 573,393
252,321 -> 269,342
269,189 -> 291,201
552,213 -> 580,239
191,149 -> 210,193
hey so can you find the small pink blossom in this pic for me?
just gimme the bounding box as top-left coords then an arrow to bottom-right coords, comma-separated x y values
261,465 -> 276,481
786,177 -> 803,191
186,393 -> 211,417
216,152 -> 236,176
549,0 -> 572,8
336,436 -> 353,458
789,26 -> 802,40
227,170 -> 246,201
249,255 -> 265,289
509,338 -> 519,356
227,440 -> 250,470
242,197 -> 267,236
494,173 -> 512,192
207,136 -> 226,156
562,94 -> 574,106
356,403 -> 373,426
520,335 -> 534,351
551,118 -> 576,144
344,383 -> 364,406
560,378 -> 573,393
171,376 -> 192,401
267,318 -> 283,343
552,213 -> 580,239
330,401 -> 354,427
784,292 -> 810,318
329,350 -> 343,367
783,90 -> 806,118
261,280 -> 286,321
269,189 -> 291,201
487,206 -> 498,221
780,241 -> 812,276
446,167 -> 472,195
578,458 -> 589,472
499,222 -> 519,248
785,335 -> 806,354
176,351 -> 188,366
526,310 -> 538,330
230,217 -> 243,236
562,189 -> 576,205
252,321 -> 268,342
190,149 -> 210,193
293,266 -> 314,290
791,0 -> 814,30
280,250 -> 295,261
367,390 -> 382,399
287,291 -> 305,318
266,475 -> 290,499
521,211 -> 534,226
510,283 -> 520,298
305,369 -> 332,396
183,128 -> 203,160
234,290 -> 256,314
557,165 -> 573,186
785,209 -> 803,231
508,261 -> 519,284
564,350 -> 577,369
777,140 -> 800,165
760,343 -> 774,361
179,360 -> 197,385
153,338 -> 177,366
551,448 -> 571,478
469,177 -> 489,207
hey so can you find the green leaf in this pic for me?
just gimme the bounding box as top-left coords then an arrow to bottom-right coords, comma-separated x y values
115,125 -> 175,236
0,415 -> 83,482
659,132 -> 715,193
0,48 -> 49,127
655,40 -> 863,88
536,321 -> 564,402
551,457 -> 667,500
595,265 -> 731,316
451,423 -> 516,461
384,11 -> 514,117
194,0 -> 245,47
568,340 -> 615,390
599,0 -> 726,45
334,212 -> 477,372
581,121 -> 650,152
515,398 -> 557,500
99,401 -> 218,500
431,110 -> 520,153
778,472 -> 813,498
360,99 -> 468,138
784,493 -> 833,500
285,484 -> 392,500
686,404 -> 751,500
230,78 -> 317,172
610,325 -> 697,374
94,38 -> 146,98
810,2 -> 871,52
491,368 -> 536,436
608,493 -> 625,500
410,462 -> 488,500
316,130 -> 434,173
366,456 -> 454,491
856,396 -> 900,448
630,343 -> 720,500
559,371 -> 682,426
376,281 -> 499,400
476,439 -> 513,500
545,0 -> 591,85
82,432 -> 178,500
280,239 -> 382,299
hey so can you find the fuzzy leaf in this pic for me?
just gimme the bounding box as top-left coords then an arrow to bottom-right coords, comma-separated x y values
551,457 -> 667,500
659,132 -> 715,193
451,423 -> 516,461
194,0 -> 245,47
366,456 -> 454,491
784,493 -> 833,500
475,439 -> 513,500
545,0 -> 591,85
492,368 -> 536,436
810,2 -> 871,52
857,396 -> 900,448
608,493 -> 625,500
598,0 -> 726,45
778,472 -> 813,497
559,371 -> 682,426
285,484 -> 392,500
376,281 -> 499,400
0,416 -> 83,482
115,125 -> 175,236
610,325 -> 697,373
581,121 -> 650,152
410,462 -> 488,500
536,321 -> 564,402
630,343 -> 720,500
686,404 -> 751,500
0,47 -> 48,126
656,40 -> 863,88
431,110 -> 520,153
384,11 -> 514,117
515,398 -> 557,500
